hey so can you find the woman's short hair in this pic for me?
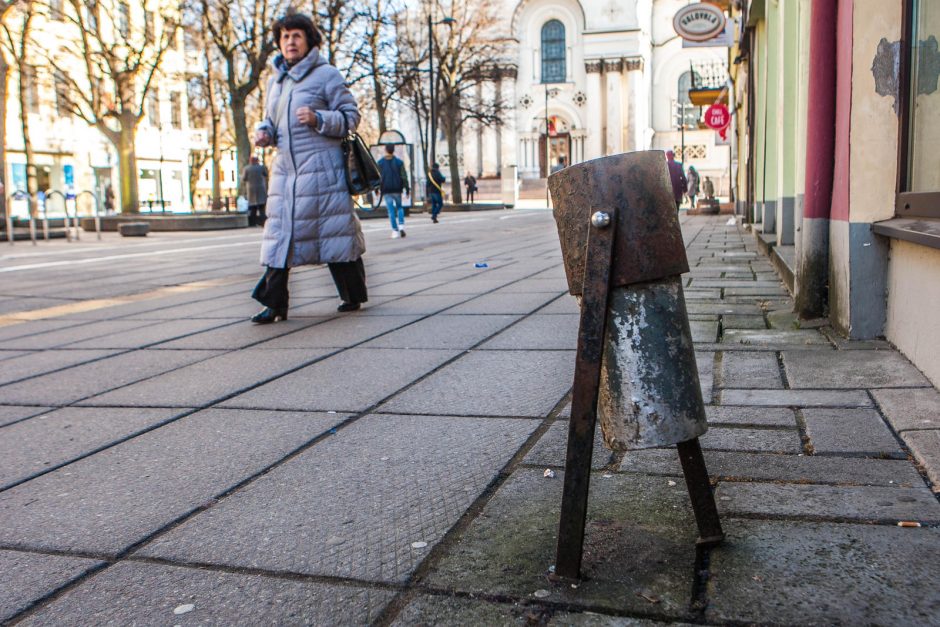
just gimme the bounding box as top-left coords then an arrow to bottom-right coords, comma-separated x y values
273,13 -> 323,50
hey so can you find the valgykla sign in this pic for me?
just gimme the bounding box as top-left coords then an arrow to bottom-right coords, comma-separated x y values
673,2 -> 727,42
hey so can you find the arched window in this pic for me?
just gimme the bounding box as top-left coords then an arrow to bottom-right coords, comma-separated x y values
676,70 -> 700,128
541,20 -> 566,83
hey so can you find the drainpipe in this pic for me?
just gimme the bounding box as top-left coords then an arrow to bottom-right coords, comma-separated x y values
795,0 -> 837,319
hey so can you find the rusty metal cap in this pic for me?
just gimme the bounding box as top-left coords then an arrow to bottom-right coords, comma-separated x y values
549,151 -> 690,296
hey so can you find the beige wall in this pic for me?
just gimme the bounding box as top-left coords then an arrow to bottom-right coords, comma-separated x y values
848,0 -> 901,224
886,240 -> 940,387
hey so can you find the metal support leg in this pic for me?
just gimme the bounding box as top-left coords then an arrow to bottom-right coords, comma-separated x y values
676,438 -> 725,547
554,210 -> 616,581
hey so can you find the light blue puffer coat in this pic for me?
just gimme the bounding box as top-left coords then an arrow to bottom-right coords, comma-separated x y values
257,49 -> 364,268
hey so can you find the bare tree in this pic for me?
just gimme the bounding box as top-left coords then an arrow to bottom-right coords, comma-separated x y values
398,0 -> 509,204
309,0 -> 359,71
41,0 -> 179,213
201,0 -> 285,188
0,0 -> 36,215
0,0 -> 23,218
347,0 -> 405,136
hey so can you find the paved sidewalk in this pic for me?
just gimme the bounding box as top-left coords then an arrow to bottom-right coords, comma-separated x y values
1,213 -> 939,625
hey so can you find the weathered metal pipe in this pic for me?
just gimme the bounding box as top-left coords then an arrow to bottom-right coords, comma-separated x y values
550,150 -> 707,451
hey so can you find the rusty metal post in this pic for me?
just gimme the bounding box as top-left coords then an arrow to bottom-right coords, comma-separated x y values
550,151 -> 723,581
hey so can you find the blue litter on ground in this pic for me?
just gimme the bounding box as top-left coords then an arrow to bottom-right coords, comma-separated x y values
474,262 -> 489,268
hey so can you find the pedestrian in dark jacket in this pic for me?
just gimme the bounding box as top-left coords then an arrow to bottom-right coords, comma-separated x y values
666,150 -> 687,210
250,13 -> 366,323
377,144 -> 409,238
426,164 -> 445,223
463,174 -> 477,203
686,165 -> 700,210
240,156 -> 269,226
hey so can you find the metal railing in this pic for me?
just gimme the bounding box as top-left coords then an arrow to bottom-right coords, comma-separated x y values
4,189 -> 102,244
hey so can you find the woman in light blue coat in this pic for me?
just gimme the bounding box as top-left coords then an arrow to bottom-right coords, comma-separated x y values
250,13 -> 367,324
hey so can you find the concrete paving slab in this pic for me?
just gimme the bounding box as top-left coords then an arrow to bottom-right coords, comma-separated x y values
705,406 -> 796,427
368,279 -> 449,296
901,430 -> 940,489
481,314 -> 579,350
720,314 -> 766,329
699,427 -> 802,453
538,295 -> 580,315
523,420 -> 619,469
724,286 -> 789,297
425,469 -> 698,620
64,318 -> 235,349
686,303 -> 762,315
153,316 -> 330,349
0,349 -> 222,405
0,549 -> 103,623
722,329 -> 829,347
720,389 -> 873,407
683,289 -> 722,300
447,291 -> 560,314
717,351 -> 783,390
0,349 -> 121,385
0,409 -> 344,555
689,280 -> 785,289
697,351 -> 714,403
619,448 -> 925,486
80,349 -> 330,407
138,414 -> 540,583
20,561 -> 395,626
391,595 -> 549,626
802,408 -> 904,457
379,350 -> 574,417
0,320 -> 152,350
298,293 -> 468,317
254,314 -> 423,349
222,348 -> 459,412
363,314 -> 520,349
0,407 -> 185,488
689,320 -> 719,342
0,405 -> 52,428
706,520 -> 940,625
872,387 -> 940,431
783,350 -> 932,388
715,482 -> 940,523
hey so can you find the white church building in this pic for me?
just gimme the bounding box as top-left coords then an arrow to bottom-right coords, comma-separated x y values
435,0 -> 732,196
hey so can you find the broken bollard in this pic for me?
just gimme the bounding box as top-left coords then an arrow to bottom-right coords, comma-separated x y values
548,150 -> 724,581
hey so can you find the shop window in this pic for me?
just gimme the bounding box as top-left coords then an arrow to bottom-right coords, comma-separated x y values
541,20 -> 566,84
676,71 -> 702,129
882,0 -> 940,248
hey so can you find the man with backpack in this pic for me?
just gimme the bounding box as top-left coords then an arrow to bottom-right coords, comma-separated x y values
377,144 -> 410,238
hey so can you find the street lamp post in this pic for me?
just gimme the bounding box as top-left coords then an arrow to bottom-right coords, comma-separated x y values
427,14 -> 455,172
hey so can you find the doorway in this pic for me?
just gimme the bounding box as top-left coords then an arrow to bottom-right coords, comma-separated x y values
539,133 -> 571,178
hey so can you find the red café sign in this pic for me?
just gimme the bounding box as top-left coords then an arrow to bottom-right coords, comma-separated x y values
704,103 -> 731,138
673,3 -> 727,42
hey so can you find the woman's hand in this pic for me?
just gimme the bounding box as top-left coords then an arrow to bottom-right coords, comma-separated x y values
296,106 -> 318,128
254,130 -> 272,147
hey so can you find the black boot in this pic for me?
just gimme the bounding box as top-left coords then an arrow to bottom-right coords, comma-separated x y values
337,302 -> 361,312
250,307 -> 288,324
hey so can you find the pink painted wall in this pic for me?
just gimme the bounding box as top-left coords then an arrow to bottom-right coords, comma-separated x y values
830,0 -> 853,222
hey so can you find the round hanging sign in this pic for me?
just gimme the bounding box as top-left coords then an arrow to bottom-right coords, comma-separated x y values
673,3 -> 727,42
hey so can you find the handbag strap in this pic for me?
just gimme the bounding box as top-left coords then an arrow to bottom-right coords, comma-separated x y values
273,77 -> 295,130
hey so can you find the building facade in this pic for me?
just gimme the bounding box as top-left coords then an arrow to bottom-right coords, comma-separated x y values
435,0 -> 733,192
731,0 -> 940,386
2,0 -> 194,217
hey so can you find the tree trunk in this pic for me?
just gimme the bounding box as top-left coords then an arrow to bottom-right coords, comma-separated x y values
16,61 -> 36,217
117,117 -> 139,213
230,93 -> 250,189
0,53 -> 8,220
443,96 -> 462,204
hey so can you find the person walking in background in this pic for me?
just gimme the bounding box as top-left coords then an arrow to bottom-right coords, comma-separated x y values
550,155 -> 566,174
377,144 -> 409,238
686,165 -> 700,210
250,12 -> 367,323
703,176 -> 715,200
463,173 -> 477,204
665,150 -> 687,210
427,163 -> 445,224
104,184 -> 115,214
240,156 -> 269,226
